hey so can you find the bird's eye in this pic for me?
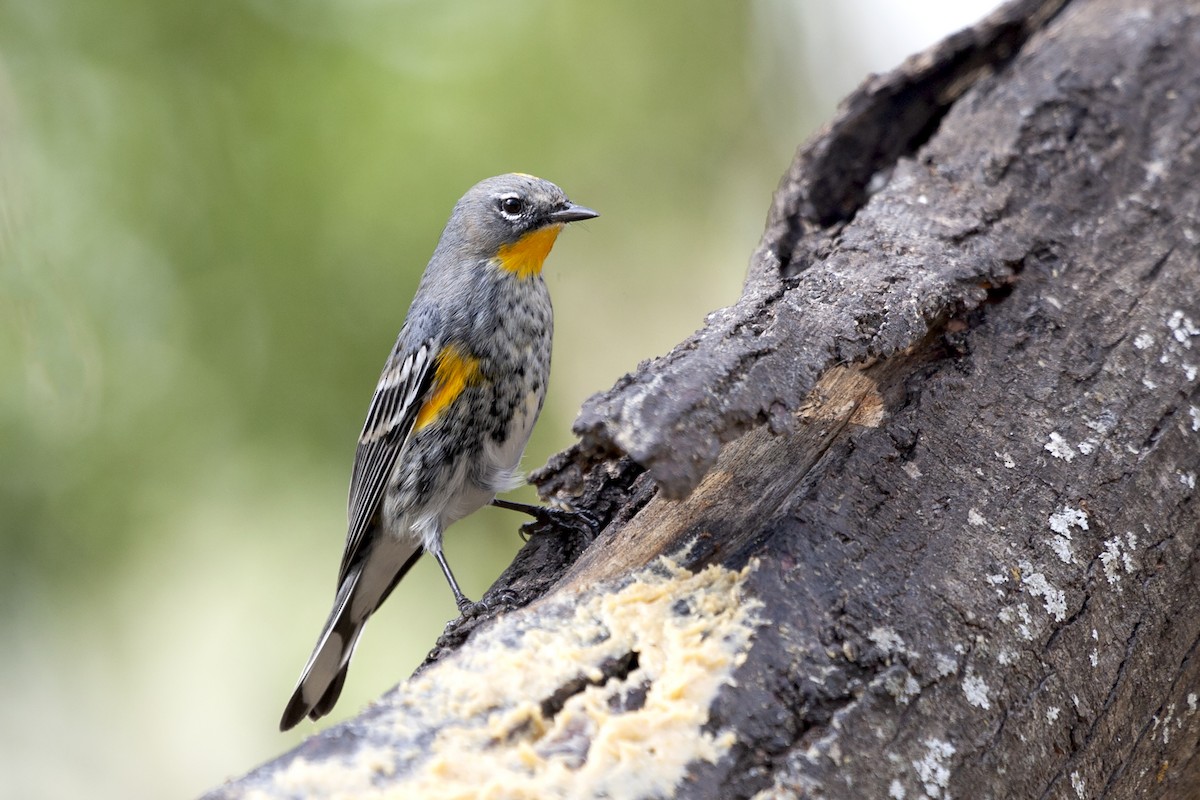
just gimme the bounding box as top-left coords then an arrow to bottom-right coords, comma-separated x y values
498,195 -> 525,217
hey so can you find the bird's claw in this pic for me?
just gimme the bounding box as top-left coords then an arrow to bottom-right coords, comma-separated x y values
456,598 -> 488,618
519,506 -> 601,542
489,588 -> 521,607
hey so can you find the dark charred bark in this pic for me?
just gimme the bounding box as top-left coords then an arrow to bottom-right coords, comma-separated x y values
205,0 -> 1200,796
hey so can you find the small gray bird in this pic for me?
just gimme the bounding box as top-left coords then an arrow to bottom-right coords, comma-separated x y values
280,174 -> 597,731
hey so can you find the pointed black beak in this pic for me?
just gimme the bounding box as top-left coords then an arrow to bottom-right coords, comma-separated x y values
549,202 -> 600,223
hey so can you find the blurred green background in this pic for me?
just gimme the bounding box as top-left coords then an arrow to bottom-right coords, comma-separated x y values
0,1 -> 997,797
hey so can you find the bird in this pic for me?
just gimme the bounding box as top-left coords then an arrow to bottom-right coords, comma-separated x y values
280,173 -> 598,731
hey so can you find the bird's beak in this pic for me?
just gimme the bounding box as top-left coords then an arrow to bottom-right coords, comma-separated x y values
549,203 -> 600,223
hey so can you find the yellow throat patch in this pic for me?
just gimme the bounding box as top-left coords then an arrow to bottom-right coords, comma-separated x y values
414,344 -> 481,431
496,225 -> 563,279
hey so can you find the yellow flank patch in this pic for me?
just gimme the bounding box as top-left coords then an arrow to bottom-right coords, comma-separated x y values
414,344 -> 480,431
496,225 -> 563,279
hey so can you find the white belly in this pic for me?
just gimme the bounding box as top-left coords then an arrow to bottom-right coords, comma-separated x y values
441,388 -> 542,528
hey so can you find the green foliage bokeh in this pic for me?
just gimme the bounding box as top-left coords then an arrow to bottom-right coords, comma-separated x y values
0,0 -> 769,587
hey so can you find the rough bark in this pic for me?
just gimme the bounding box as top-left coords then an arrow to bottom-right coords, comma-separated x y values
205,0 -> 1200,797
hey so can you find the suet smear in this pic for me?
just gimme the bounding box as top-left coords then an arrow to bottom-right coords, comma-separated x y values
265,557 -> 763,799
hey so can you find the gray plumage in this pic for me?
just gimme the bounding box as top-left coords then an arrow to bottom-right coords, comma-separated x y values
280,174 -> 597,731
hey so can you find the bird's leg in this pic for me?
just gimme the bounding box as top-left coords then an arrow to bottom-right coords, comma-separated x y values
490,498 -> 600,541
489,497 -> 549,517
430,545 -> 486,618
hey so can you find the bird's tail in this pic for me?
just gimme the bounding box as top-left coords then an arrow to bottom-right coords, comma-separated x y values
280,539 -> 422,731
279,566 -> 365,731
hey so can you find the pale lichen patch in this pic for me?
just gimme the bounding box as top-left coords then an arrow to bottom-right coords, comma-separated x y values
882,669 -> 921,705
962,672 -> 991,710
968,508 -> 986,527
1101,532 -> 1140,585
913,738 -> 956,799
999,603 -> 1034,640
1085,410 -> 1118,436
261,558 -> 761,799
1046,535 -> 1074,564
934,653 -> 959,677
1044,432 -> 1076,461
869,626 -> 908,655
1168,309 -> 1200,347
1048,507 -> 1088,536
1046,506 -> 1086,565
1020,564 -> 1067,621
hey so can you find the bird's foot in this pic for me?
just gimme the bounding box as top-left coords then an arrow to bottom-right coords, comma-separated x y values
455,588 -> 520,619
456,597 -> 488,618
522,506 -> 600,542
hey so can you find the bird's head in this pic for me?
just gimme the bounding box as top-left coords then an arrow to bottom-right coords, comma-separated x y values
445,173 -> 598,278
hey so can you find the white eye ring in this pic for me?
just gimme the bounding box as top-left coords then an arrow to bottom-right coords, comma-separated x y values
497,193 -> 526,219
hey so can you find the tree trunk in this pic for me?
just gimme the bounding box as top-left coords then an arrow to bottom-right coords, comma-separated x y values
205,0 -> 1200,796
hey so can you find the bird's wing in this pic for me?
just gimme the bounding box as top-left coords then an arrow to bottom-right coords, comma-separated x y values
337,338 -> 438,584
